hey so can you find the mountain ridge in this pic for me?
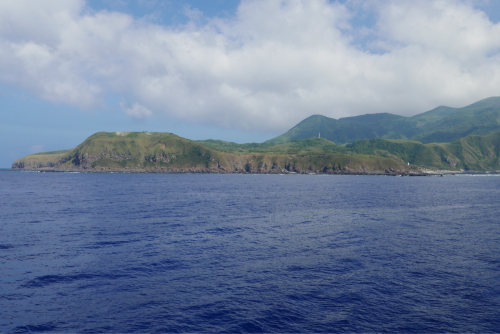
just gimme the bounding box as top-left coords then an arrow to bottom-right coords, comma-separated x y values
266,96 -> 500,144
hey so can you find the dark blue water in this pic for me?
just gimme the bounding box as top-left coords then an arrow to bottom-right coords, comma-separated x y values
1,172 -> 499,333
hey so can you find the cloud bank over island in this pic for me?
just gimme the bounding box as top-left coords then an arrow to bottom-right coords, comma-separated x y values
1,0 -> 500,132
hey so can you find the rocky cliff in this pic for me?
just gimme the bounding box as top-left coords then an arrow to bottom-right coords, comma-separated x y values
12,131 -> 420,175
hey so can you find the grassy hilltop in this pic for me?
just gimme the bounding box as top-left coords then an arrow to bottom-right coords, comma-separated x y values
13,131 -> 219,170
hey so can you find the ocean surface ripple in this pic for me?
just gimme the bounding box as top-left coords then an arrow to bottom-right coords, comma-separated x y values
1,172 -> 499,333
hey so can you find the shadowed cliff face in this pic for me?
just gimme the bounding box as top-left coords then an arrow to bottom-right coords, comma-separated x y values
11,148 -> 414,175
71,152 -> 135,168
12,152 -> 72,169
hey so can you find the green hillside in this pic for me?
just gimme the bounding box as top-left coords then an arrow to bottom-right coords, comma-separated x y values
13,131 -> 221,170
267,113 -> 411,144
12,130 -> 500,173
12,96 -> 500,174
267,96 -> 500,144
345,132 -> 500,171
12,132 -> 411,174
197,137 -> 344,154
200,131 -> 500,171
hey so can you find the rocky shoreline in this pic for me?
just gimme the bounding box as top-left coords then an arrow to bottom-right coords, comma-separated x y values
9,166 -> 432,176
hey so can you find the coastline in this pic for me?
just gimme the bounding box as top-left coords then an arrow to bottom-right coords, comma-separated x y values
7,166 -> 500,175
2,165 -> 493,175
7,166 -> 436,176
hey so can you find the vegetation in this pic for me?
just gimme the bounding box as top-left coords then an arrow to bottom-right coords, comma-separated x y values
13,130 -> 500,172
12,132 -> 405,173
345,133 -> 500,171
12,97 -> 500,173
197,138 -> 344,154
267,96 -> 500,145
13,132 -> 222,170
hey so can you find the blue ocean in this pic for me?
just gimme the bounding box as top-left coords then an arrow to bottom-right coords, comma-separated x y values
1,172 -> 499,333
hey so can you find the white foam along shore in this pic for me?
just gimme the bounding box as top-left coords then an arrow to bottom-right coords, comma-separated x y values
421,168 -> 500,175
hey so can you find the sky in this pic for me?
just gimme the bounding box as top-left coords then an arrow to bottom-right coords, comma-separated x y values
2,0 -> 500,168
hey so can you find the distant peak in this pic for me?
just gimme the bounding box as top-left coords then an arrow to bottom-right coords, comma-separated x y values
462,96 -> 500,109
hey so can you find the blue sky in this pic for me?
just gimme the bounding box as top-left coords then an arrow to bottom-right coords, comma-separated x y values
2,0 -> 500,167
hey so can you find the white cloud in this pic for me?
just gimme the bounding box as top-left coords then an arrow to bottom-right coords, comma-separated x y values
0,0 -> 500,132
121,102 -> 153,119
376,0 -> 500,61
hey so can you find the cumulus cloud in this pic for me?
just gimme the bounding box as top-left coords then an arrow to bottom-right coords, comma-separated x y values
0,0 -> 500,132
121,102 -> 153,119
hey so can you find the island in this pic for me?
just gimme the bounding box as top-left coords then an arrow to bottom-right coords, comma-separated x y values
12,97 -> 500,175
